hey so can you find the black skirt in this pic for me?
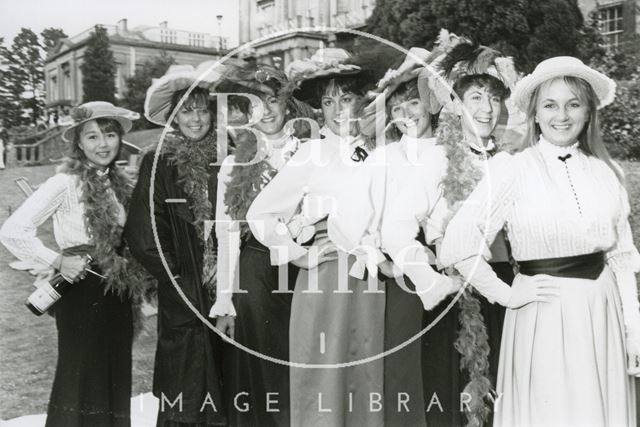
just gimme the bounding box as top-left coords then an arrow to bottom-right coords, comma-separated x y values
383,276 -> 427,426
45,273 -> 133,427
226,237 -> 298,427
421,262 -> 514,427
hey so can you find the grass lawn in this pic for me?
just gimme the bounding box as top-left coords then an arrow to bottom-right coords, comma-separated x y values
0,161 -> 639,420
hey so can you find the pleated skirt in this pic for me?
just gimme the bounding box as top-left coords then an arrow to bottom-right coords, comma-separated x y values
495,267 -> 636,427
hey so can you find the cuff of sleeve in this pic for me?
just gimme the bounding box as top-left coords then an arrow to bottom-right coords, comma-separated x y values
208,298 -> 237,317
269,243 -> 308,266
607,250 -> 640,274
416,274 -> 459,311
38,248 -> 61,270
491,282 -> 512,307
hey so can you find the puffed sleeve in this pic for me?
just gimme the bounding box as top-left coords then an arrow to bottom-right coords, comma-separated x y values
607,185 -> 640,274
124,152 -> 177,282
209,156 -> 239,317
328,148 -> 386,278
0,173 -> 68,267
246,141 -> 314,265
439,152 -> 517,305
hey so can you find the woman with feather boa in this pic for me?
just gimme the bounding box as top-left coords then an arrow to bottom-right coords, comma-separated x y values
1,101 -> 152,426
208,64 -> 314,427
379,34 -> 522,426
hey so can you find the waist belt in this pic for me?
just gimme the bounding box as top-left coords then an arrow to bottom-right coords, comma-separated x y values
517,251 -> 605,280
61,244 -> 95,257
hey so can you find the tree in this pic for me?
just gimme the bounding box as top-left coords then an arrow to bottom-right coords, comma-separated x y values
365,0 -> 593,73
5,29 -> 45,126
41,27 -> 68,54
81,25 -> 116,103
120,52 -> 175,130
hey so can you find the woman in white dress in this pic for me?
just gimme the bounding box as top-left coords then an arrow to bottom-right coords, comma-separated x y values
440,56 -> 640,426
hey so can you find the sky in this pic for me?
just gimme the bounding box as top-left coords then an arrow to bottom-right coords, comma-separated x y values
0,0 -> 240,47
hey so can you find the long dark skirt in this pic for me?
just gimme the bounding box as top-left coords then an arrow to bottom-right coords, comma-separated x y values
383,276 -> 426,426
422,262 -> 514,427
289,252 -> 386,427
45,274 -> 133,427
227,237 -> 298,427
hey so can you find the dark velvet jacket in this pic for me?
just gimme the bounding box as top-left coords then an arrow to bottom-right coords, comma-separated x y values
124,151 -> 226,425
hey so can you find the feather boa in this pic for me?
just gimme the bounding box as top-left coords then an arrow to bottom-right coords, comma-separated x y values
437,112 -> 496,426
224,130 -> 298,239
57,158 -> 156,335
158,130 -> 218,293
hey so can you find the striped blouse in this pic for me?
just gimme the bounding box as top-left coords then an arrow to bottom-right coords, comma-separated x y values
0,172 -> 126,268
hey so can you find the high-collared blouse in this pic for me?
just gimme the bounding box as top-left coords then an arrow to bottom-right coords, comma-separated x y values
246,129 -> 371,267
328,135 -> 447,278
439,136 -> 640,304
0,172 -> 126,268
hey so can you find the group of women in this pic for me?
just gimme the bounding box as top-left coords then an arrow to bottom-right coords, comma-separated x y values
1,30 -> 639,427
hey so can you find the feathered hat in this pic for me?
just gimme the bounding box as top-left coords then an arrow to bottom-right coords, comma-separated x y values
427,29 -> 525,147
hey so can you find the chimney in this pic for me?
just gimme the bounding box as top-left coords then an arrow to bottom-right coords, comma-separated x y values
159,21 -> 168,29
117,18 -> 128,33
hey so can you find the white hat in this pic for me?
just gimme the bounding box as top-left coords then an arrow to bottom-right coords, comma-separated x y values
144,60 -> 227,126
512,56 -> 616,112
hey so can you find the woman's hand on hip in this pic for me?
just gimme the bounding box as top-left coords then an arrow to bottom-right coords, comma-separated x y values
506,274 -> 560,309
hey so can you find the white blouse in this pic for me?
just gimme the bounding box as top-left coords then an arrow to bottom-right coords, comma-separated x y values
328,135 -> 447,278
0,172 -> 126,268
246,130 -> 371,266
440,137 -> 640,304
210,135 -> 300,317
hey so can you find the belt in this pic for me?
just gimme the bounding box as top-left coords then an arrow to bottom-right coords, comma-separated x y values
517,251 -> 605,280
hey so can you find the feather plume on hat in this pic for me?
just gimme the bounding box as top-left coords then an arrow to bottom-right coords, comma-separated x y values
427,29 -> 525,149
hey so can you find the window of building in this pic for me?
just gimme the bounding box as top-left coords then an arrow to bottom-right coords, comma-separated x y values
598,4 -> 624,48
161,29 -> 177,44
61,63 -> 72,100
257,0 -> 275,30
189,33 -> 205,47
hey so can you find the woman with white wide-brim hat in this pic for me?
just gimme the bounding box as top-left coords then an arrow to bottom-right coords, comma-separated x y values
125,60 -> 230,426
440,56 -> 639,426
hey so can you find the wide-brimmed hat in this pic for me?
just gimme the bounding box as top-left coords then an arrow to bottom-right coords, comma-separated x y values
221,63 -> 292,98
512,56 -> 616,112
144,60 -> 229,126
286,48 -> 362,108
428,30 -> 521,108
62,101 -> 137,142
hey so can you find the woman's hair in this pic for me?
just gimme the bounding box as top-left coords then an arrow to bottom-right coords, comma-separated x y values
315,74 -> 368,103
385,78 -> 428,142
523,75 -> 623,184
69,118 -> 124,164
165,86 -> 216,123
452,73 -> 510,101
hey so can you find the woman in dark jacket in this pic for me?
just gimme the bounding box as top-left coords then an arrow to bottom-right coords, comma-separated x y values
125,62 -> 227,426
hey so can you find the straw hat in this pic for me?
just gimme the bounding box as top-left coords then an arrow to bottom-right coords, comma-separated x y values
62,101 -> 137,142
512,56 -> 616,112
144,60 -> 229,126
